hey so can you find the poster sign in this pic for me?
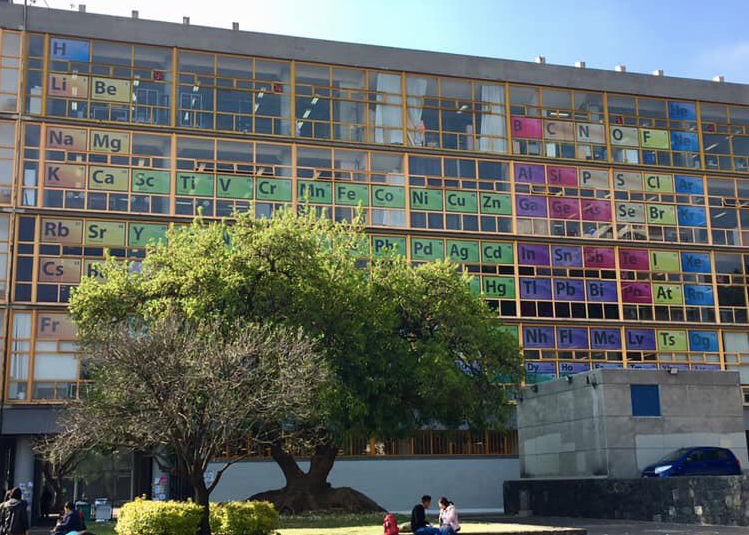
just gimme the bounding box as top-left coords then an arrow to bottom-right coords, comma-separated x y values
514,163 -> 545,183
582,200 -> 612,221
551,245 -> 582,267
621,282 -> 652,303
584,247 -> 615,268
591,328 -> 621,349
523,326 -> 555,348
556,327 -> 588,348
518,243 -> 549,266
619,249 -> 649,270
625,329 -> 656,350
511,117 -> 543,139
586,281 -> 617,301
520,277 -> 552,299
516,196 -> 547,217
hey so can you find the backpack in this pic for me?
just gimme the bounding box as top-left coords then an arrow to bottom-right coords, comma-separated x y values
383,513 -> 399,535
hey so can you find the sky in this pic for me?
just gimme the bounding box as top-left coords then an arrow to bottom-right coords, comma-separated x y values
20,0 -> 749,83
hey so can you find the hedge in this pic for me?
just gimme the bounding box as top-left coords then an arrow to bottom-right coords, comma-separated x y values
116,498 -> 278,535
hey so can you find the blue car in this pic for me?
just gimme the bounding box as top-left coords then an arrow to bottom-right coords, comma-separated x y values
642,447 -> 742,477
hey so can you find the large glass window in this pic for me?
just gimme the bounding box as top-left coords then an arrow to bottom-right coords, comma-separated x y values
26,124 -> 172,215
724,331 -> 749,387
409,76 -> 506,153
708,177 -> 742,245
13,214 -> 160,304
0,30 -> 21,113
7,311 -> 82,402
294,146 -> 406,227
408,155 -> 511,234
0,120 -> 15,205
24,33 -> 44,115
702,104 -> 749,172
609,95 -> 699,168
510,87 -> 606,161
613,171 -> 708,244
46,37 -> 171,125
177,52 -> 292,135
715,253 -> 747,324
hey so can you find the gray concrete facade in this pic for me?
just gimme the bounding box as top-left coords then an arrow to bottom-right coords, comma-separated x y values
2,406 -> 60,435
517,369 -> 748,479
209,456 -> 520,512
1,3 -> 748,105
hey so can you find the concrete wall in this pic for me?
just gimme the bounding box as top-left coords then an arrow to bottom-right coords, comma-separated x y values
600,370 -> 748,477
504,476 -> 749,526
13,437 -> 34,515
209,457 -> 519,512
518,372 -> 608,478
518,370 -> 748,479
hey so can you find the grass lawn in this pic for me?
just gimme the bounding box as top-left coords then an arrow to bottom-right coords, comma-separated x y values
276,514 -> 562,535
81,514 -> 565,535
278,523 -> 565,535
83,521 -> 116,535
277,512 -> 407,529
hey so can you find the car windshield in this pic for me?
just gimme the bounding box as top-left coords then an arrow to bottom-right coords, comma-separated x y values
657,448 -> 690,463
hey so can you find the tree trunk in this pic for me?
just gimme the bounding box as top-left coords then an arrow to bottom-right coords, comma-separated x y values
250,443 -> 384,514
192,474 -> 211,535
42,464 -> 64,515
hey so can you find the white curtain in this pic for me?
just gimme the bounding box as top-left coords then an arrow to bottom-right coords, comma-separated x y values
12,312 -> 31,342
10,313 -> 31,381
479,84 -> 506,153
375,74 -> 403,144
34,354 -> 79,380
406,77 -> 428,146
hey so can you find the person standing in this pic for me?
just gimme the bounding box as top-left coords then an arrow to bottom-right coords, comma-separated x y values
0,488 -> 29,535
40,487 -> 52,520
437,497 -> 460,535
410,495 -> 439,535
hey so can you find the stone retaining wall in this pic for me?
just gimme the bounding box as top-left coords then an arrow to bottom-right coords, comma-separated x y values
504,477 -> 749,526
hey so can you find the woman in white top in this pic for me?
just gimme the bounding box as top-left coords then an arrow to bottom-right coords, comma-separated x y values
438,496 -> 460,534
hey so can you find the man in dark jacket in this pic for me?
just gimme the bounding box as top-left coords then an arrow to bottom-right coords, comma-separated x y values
0,487 -> 29,535
51,502 -> 84,535
410,495 -> 439,535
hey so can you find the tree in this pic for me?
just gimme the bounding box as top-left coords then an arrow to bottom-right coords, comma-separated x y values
69,209 -> 523,513
33,434 -> 90,514
52,316 -> 329,535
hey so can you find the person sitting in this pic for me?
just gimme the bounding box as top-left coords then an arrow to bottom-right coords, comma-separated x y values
410,495 -> 439,535
51,502 -> 84,535
437,497 -> 460,535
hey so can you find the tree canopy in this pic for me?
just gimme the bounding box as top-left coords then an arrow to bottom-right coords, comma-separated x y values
51,315 -> 329,534
68,208 -> 523,511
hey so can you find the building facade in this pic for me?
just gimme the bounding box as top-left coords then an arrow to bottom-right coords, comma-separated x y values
1,1 -> 749,513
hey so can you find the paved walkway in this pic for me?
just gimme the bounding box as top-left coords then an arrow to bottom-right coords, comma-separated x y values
479,516 -> 749,535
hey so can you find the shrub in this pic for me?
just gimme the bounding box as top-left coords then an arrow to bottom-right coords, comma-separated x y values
211,501 -> 278,535
116,498 -> 278,535
116,498 -> 202,535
